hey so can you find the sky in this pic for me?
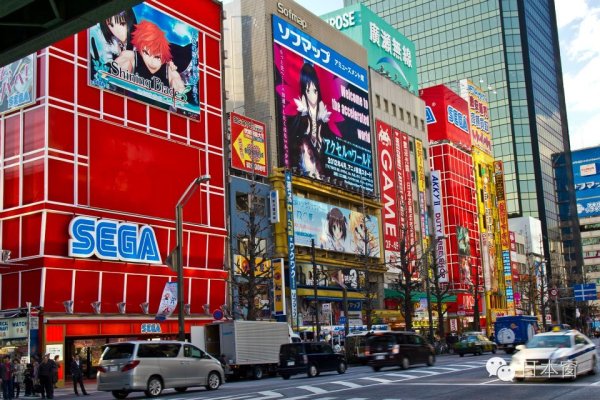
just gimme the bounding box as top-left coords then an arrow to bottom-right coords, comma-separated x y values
294,0 -> 599,151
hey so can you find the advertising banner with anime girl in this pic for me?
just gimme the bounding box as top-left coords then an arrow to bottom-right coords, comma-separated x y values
272,14 -> 374,194
293,196 -> 380,257
88,3 -> 200,119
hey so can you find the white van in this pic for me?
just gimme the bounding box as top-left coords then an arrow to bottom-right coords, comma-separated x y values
96,340 -> 224,398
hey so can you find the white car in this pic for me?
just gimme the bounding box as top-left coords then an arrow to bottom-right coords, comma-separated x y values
510,329 -> 597,380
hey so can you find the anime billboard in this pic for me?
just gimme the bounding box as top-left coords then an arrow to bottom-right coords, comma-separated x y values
0,54 -> 36,115
88,4 -> 200,119
293,197 -> 380,258
272,15 -> 374,194
457,225 -> 471,284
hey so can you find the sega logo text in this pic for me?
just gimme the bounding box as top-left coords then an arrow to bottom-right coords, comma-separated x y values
68,216 -> 161,264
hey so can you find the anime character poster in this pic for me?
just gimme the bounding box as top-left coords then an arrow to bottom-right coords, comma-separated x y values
293,196 -> 380,258
457,225 -> 471,284
155,282 -> 177,321
272,15 -> 374,194
88,4 -> 200,119
0,54 -> 36,115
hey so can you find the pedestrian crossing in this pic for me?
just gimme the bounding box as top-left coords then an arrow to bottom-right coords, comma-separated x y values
198,360 -> 495,400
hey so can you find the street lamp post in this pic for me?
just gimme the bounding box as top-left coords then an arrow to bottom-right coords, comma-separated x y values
176,175 -> 211,341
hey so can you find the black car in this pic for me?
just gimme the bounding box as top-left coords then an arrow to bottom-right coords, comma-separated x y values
366,331 -> 435,371
277,342 -> 347,379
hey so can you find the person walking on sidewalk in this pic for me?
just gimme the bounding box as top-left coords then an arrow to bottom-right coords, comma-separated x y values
11,359 -> 23,399
0,356 -> 14,400
70,356 -> 88,396
38,354 -> 54,399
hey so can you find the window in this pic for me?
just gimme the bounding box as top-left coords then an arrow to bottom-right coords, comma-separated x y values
236,192 -> 266,215
407,111 -> 411,125
376,94 -> 381,108
392,103 -> 397,116
384,99 -> 389,113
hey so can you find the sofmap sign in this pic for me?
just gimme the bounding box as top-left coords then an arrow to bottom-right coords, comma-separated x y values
322,4 -> 418,95
68,216 -> 161,264
273,14 -> 374,194
572,147 -> 600,218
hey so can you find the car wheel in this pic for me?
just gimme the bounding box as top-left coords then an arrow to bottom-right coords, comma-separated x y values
372,365 -> 382,372
427,354 -> 435,366
505,348 -> 514,355
307,364 -> 319,378
337,361 -> 347,374
475,347 -> 482,356
144,375 -> 163,398
281,373 -> 290,380
252,366 -> 264,380
400,357 -> 410,370
492,346 -> 497,354
589,356 -> 598,375
174,387 -> 187,393
459,353 -> 464,357
206,371 -> 221,390
514,377 -> 524,382
111,390 -> 129,399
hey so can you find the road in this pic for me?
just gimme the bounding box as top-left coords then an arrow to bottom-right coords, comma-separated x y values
52,351 -> 600,400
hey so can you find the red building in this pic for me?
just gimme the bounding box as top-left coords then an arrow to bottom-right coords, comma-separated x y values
0,0 -> 226,375
421,85 -> 484,331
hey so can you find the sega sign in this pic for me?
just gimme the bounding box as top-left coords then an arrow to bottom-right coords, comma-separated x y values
68,216 -> 161,264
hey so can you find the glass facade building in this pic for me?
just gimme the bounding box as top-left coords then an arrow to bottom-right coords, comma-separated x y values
347,0 -> 580,282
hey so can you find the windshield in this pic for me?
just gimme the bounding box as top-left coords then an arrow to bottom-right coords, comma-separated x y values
526,335 -> 571,349
102,343 -> 134,360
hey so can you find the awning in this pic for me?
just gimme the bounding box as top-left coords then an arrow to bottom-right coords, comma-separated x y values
384,289 -> 456,303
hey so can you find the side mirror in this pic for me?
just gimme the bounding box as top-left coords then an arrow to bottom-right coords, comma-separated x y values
515,345 -> 525,351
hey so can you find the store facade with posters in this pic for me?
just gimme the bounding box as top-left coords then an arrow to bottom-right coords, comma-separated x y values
0,0 -> 227,381
223,0 -> 386,336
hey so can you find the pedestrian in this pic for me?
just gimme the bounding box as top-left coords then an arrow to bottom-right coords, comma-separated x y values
52,356 -> 59,389
32,361 -> 40,396
0,355 -> 14,400
70,355 -> 88,396
22,364 -> 32,397
37,354 -> 54,399
11,359 -> 23,399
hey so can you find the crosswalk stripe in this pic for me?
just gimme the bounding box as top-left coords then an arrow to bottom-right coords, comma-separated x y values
257,391 -> 285,398
330,380 -> 363,388
360,376 -> 395,383
428,366 -> 461,371
384,372 -> 417,379
406,369 -> 439,375
447,364 -> 479,368
297,385 -> 329,394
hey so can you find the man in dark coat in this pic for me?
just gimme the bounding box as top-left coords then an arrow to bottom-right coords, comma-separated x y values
70,356 -> 88,396
0,356 -> 14,400
37,354 -> 54,399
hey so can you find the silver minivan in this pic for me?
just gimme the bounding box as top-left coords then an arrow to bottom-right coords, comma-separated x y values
97,340 -> 224,398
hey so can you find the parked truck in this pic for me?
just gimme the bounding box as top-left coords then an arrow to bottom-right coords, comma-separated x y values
191,320 -> 291,380
494,315 -> 539,354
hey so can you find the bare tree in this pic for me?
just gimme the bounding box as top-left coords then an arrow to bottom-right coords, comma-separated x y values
232,178 -> 274,321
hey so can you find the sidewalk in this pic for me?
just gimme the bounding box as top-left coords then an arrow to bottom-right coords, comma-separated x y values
20,378 -> 98,398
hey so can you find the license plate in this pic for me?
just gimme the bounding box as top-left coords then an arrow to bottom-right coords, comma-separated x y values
287,361 -> 295,366
108,365 -> 118,372
376,355 -> 384,360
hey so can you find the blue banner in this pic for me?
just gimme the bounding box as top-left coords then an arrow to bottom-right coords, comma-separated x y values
285,171 -> 298,324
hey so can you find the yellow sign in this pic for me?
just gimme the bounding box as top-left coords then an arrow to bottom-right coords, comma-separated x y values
234,255 -> 271,277
272,258 -> 286,314
416,139 -> 425,192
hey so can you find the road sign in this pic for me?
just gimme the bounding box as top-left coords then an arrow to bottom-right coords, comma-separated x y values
339,316 -> 346,324
573,283 -> 597,301
549,288 -> 558,299
322,303 -> 331,312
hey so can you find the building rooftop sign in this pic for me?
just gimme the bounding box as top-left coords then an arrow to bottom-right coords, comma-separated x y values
322,4 -> 418,95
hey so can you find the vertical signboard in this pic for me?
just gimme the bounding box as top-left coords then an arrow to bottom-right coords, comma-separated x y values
460,79 -> 492,154
572,147 -> 600,218
285,171 -> 298,324
415,139 -> 428,238
393,129 -> 406,234
401,132 -> 415,261
272,258 -> 286,315
431,170 -> 448,283
273,14 -> 374,194
495,160 -> 514,311
0,54 -> 36,114
230,112 -> 268,176
376,119 -> 401,264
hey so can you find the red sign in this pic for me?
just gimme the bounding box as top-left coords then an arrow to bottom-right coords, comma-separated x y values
376,120 -> 400,263
421,85 -> 471,149
230,112 -> 268,176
